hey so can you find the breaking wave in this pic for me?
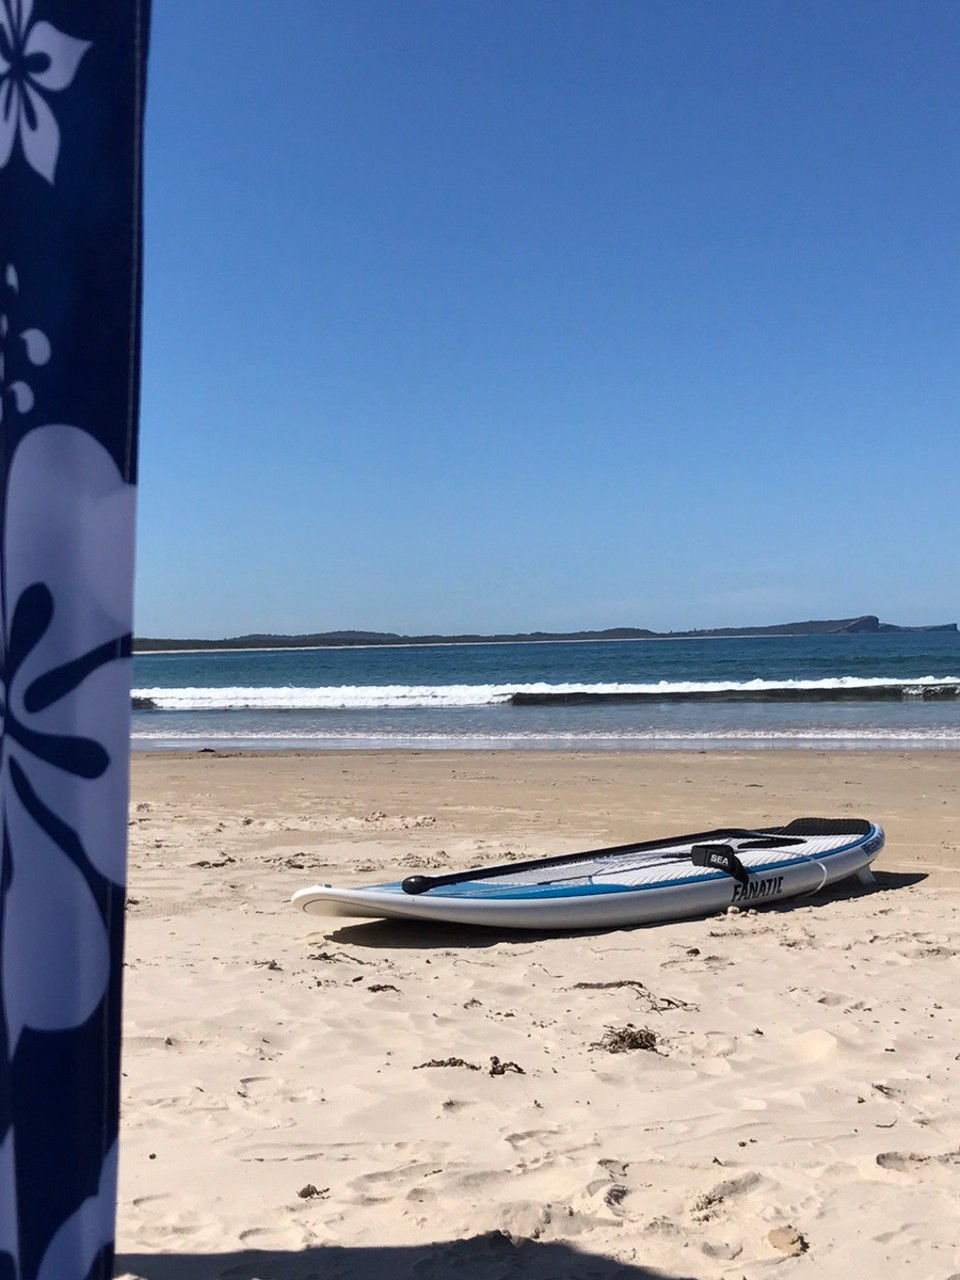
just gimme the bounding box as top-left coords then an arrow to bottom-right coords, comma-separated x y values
132,675 -> 960,712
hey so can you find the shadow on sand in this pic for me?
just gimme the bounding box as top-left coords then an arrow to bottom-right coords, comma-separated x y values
117,1235 -> 691,1280
323,869 -> 926,950
769,867 -> 927,914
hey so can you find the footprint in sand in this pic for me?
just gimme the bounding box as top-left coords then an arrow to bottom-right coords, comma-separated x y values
234,1139 -> 335,1163
504,1128 -> 564,1152
875,1149 -> 960,1183
690,1171 -> 762,1223
348,1159 -> 447,1205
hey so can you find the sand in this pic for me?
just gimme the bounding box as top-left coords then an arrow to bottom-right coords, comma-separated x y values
117,750 -> 960,1280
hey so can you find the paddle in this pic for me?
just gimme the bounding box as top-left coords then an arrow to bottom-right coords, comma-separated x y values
400,825 -> 801,895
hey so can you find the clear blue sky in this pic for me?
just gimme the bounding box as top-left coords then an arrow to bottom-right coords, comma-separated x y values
138,0 -> 960,638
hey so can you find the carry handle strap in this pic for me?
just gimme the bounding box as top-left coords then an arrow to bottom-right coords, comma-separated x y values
690,843 -> 750,885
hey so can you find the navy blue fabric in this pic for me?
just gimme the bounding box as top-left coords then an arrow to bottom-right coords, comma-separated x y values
0,4 -> 150,1280
0,0 -> 149,476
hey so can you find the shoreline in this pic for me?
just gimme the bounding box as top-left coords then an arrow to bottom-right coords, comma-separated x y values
128,742 -> 960,747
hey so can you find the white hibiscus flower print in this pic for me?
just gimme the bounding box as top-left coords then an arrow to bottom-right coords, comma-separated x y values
0,0 -> 90,182
1,424 -> 135,1050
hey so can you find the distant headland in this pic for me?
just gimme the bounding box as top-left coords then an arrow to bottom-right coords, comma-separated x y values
133,615 -> 957,653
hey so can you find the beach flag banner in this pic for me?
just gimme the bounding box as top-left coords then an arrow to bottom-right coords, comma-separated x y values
0,4 -> 150,1280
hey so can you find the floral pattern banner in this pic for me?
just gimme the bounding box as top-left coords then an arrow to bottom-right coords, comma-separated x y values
0,4 -> 150,1280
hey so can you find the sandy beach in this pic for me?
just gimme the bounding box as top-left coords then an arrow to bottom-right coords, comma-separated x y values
117,750 -> 960,1280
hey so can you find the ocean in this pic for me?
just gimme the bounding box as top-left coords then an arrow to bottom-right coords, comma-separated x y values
132,631 -> 960,751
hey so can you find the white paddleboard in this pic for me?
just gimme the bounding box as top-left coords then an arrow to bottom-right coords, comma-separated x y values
292,817 -> 884,930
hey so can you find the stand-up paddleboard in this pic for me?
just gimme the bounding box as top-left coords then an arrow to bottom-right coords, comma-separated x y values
292,817 -> 884,930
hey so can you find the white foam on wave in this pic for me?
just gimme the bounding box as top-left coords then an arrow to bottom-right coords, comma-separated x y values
133,674 -> 960,712
131,726 -> 960,743
135,683 -> 512,710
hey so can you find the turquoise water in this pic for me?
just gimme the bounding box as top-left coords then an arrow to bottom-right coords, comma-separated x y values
131,632 -> 960,750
